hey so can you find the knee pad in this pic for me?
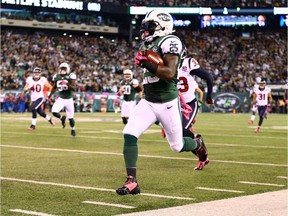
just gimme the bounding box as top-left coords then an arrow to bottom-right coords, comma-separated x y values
169,143 -> 182,153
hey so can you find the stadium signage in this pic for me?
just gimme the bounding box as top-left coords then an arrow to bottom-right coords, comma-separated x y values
213,93 -> 242,112
1,0 -> 85,10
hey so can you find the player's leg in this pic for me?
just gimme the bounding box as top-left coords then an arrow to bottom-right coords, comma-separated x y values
182,99 -> 198,139
248,105 -> 257,124
52,98 -> 66,128
255,106 -> 267,133
28,99 -> 42,130
121,101 -> 131,125
159,98 -> 208,168
116,99 -> 157,195
35,98 -> 55,126
65,98 -> 76,137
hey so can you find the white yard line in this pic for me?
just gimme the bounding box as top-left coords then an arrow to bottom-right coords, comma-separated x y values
1,144 -> 287,167
239,181 -> 285,187
0,177 -> 194,201
2,131 -> 286,140
83,201 -> 136,209
277,176 -> 288,179
10,209 -> 58,216
195,187 -> 244,193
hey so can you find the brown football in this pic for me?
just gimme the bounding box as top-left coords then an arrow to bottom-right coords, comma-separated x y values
141,50 -> 164,66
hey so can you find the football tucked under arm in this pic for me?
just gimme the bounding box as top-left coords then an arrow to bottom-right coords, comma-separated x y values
135,50 -> 164,74
142,50 -> 164,66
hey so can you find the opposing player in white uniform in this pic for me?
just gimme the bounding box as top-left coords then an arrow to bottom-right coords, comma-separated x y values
252,79 -> 272,133
248,77 -> 262,124
117,69 -> 142,125
177,57 -> 214,169
23,67 -> 55,130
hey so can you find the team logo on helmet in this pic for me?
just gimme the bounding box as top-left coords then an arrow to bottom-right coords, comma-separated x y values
157,13 -> 171,22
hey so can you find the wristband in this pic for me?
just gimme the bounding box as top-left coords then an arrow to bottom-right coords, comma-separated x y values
141,60 -> 158,74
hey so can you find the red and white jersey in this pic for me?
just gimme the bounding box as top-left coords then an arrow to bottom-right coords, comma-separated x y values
254,86 -> 271,106
177,57 -> 200,103
26,76 -> 47,101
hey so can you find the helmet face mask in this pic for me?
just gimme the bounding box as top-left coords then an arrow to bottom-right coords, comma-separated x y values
259,79 -> 266,90
33,68 -> 41,79
59,63 -> 70,76
140,10 -> 174,42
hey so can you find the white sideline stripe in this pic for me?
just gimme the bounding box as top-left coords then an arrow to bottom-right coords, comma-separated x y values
83,201 -> 136,209
0,177 -> 194,201
208,142 -> 287,149
10,209 -> 58,216
277,176 -> 288,179
195,187 -> 244,193
2,131 -> 286,140
239,181 -> 285,187
1,144 -> 287,168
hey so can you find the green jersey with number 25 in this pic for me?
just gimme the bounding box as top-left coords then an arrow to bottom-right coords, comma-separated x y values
140,35 -> 184,103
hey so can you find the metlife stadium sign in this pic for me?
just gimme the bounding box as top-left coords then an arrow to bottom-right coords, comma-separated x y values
1,0 -> 101,11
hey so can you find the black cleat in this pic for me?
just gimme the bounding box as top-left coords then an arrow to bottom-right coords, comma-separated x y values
194,134 -> 208,162
49,117 -> 55,127
116,176 -> 140,196
61,116 -> 66,128
71,129 -> 76,138
27,125 -> 36,131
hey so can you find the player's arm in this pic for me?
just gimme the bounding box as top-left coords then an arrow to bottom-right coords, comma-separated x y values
190,68 -> 214,104
68,79 -> 76,91
268,92 -> 273,104
252,92 -> 257,104
23,83 -> 30,93
117,85 -> 123,96
196,87 -> 203,105
133,84 -> 143,99
44,82 -> 53,97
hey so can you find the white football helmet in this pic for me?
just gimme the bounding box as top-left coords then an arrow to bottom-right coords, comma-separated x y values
59,63 -> 70,76
33,67 -> 42,79
123,69 -> 133,80
140,9 -> 174,42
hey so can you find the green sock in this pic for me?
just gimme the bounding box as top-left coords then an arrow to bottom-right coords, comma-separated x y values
52,112 -> 61,119
69,118 -> 75,128
180,137 -> 198,152
123,134 -> 138,168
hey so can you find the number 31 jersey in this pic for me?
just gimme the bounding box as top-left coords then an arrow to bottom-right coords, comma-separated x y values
52,73 -> 76,99
254,86 -> 271,106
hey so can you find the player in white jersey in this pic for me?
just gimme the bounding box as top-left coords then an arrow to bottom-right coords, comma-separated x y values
177,57 -> 214,169
23,67 -> 55,130
252,79 -> 272,133
248,83 -> 259,124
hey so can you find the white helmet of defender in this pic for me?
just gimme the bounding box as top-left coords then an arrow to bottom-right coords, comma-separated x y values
33,67 -> 42,79
123,69 -> 133,80
59,63 -> 70,76
140,9 -> 174,42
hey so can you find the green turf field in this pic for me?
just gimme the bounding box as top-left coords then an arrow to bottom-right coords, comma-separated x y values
1,112 -> 287,216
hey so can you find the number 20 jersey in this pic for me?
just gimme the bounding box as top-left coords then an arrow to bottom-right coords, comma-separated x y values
52,73 -> 76,99
139,35 -> 185,103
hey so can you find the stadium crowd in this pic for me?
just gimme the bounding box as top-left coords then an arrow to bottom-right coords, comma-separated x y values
1,27 -> 286,92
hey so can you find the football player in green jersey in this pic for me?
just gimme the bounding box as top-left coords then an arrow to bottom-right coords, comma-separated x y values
116,9 -> 208,196
117,69 -> 142,125
49,63 -> 77,138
